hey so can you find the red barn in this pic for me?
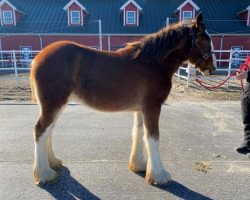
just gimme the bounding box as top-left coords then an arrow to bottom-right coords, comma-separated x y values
0,0 -> 249,61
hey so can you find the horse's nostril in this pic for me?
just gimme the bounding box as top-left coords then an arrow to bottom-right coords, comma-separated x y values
209,68 -> 216,75
210,66 -> 216,74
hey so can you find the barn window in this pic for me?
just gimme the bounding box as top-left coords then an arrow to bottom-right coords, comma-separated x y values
3,11 -> 13,24
71,11 -> 80,24
182,11 -> 192,21
126,11 -> 136,24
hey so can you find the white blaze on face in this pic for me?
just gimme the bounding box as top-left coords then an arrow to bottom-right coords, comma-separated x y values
129,112 -> 145,170
205,30 -> 217,68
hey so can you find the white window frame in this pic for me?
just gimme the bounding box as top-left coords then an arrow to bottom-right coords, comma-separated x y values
182,11 -> 192,21
3,11 -> 13,24
126,11 -> 136,25
70,10 -> 80,24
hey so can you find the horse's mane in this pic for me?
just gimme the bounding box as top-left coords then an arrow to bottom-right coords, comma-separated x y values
120,20 -> 195,65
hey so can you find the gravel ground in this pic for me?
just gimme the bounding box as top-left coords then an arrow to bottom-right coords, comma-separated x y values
0,72 -> 242,102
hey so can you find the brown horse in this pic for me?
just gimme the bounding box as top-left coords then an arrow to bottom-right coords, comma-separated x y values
30,13 -> 216,185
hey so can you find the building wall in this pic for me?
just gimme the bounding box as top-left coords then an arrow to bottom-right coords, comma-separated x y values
42,35 -> 99,49
110,35 -> 142,51
219,35 -> 250,66
1,34 -> 250,50
1,36 -> 41,50
42,35 -> 109,50
0,35 -> 109,51
222,35 -> 250,49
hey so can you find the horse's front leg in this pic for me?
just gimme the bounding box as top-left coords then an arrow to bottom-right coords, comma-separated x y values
142,106 -> 171,185
128,112 -> 146,172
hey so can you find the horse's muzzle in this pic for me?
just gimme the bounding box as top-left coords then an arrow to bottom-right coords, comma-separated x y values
209,66 -> 216,75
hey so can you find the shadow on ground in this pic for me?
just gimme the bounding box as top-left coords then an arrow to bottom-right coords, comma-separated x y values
136,172 -> 212,200
156,181 -> 212,200
41,166 -> 100,200
40,167 -> 214,200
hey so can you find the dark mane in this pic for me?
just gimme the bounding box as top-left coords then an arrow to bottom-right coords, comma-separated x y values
121,21 -> 195,65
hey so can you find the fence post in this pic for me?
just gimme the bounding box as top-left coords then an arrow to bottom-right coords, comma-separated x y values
13,50 -> 18,87
177,67 -> 180,81
227,49 -> 233,87
98,20 -> 102,50
186,63 -> 192,87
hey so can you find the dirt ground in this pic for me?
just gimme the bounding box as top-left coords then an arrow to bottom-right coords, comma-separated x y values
0,72 -> 242,102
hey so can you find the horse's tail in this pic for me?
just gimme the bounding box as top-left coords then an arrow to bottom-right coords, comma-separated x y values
30,78 -> 37,103
30,62 -> 37,103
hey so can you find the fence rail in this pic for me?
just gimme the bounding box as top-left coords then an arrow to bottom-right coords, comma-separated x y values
175,49 -> 250,88
0,50 -> 40,85
0,50 -> 40,69
0,49 -> 250,88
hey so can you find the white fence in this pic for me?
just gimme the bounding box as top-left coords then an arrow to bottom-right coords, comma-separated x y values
175,49 -> 250,88
0,50 -> 40,85
0,49 -> 250,88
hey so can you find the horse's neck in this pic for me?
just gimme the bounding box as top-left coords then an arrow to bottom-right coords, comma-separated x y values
149,26 -> 191,73
117,26 -> 191,76
161,37 -> 191,76
165,49 -> 189,69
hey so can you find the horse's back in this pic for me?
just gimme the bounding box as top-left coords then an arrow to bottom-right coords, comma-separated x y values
31,41 -> 93,71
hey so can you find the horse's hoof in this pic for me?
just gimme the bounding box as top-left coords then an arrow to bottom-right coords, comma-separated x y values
49,158 -> 62,170
145,169 -> 171,185
128,161 -> 146,173
33,168 -> 58,185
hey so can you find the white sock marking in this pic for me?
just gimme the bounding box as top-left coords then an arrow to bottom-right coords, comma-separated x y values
129,113 -> 145,169
34,124 -> 53,173
45,105 -> 66,163
144,137 -> 164,172
144,137 -> 171,184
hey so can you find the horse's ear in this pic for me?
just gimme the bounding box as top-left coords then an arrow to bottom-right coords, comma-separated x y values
196,12 -> 205,31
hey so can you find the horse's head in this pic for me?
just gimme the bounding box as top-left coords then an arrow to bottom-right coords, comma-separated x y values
187,13 -> 216,76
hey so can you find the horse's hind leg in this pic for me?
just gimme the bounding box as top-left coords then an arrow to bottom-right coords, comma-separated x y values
33,102 -> 66,185
46,125 -> 62,170
46,106 -> 66,170
142,106 -> 171,185
128,112 -> 146,172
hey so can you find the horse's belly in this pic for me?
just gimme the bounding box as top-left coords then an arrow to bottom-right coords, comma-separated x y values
72,87 -> 141,112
